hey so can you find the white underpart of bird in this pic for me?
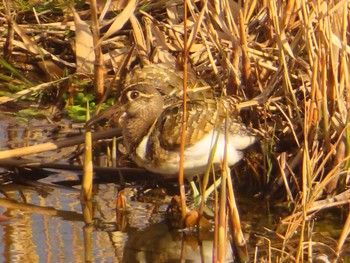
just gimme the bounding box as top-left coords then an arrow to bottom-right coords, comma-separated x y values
134,127 -> 257,176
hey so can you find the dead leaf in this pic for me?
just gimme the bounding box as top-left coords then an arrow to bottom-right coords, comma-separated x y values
72,7 -> 95,74
102,0 -> 139,40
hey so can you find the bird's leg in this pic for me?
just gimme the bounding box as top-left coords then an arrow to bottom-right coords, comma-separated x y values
188,175 -> 223,208
204,177 -> 222,200
189,180 -> 200,199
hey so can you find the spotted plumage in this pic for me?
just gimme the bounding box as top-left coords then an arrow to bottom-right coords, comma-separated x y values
88,63 -> 259,181
118,84 -> 258,178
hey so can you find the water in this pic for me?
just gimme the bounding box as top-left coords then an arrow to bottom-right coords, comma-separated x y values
0,113 -> 349,262
0,173 -> 235,262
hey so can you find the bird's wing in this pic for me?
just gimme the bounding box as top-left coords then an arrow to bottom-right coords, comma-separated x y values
151,99 -> 223,150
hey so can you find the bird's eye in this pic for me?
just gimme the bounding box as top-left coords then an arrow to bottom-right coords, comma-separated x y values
128,91 -> 140,100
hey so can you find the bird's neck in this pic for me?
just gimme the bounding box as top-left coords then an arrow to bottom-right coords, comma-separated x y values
122,110 -> 161,154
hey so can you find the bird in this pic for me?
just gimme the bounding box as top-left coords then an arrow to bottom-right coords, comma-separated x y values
119,83 -> 257,174
89,82 -> 258,189
124,63 -> 215,99
88,63 -> 259,198
87,63 -> 216,126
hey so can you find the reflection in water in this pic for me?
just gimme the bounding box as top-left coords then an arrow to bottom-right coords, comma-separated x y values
0,170 -> 235,262
123,222 -> 233,263
0,179 -> 86,262
0,170 -> 346,261
0,173 -> 118,262
0,118 -> 57,150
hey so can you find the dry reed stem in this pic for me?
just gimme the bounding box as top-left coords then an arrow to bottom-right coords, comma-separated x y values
0,128 -> 121,160
335,208 -> 350,258
0,77 -> 70,104
178,0 -> 188,221
89,0 -> 104,99
81,104 -> 93,201
0,197 -> 82,218
227,166 -> 248,261
217,164 -> 227,262
82,219 -> 93,261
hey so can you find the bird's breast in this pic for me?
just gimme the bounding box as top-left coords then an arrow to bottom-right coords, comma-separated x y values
132,130 -> 252,176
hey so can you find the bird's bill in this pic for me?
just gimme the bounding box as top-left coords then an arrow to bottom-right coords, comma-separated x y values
85,103 -> 123,127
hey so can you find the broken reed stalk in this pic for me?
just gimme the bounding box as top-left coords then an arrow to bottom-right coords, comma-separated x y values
0,128 -> 121,160
81,103 -> 93,201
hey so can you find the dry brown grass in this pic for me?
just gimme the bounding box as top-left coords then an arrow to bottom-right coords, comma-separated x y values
0,0 -> 349,261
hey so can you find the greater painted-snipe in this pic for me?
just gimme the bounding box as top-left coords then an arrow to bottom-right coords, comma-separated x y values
88,63 -> 259,195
